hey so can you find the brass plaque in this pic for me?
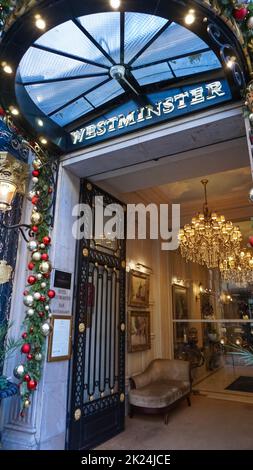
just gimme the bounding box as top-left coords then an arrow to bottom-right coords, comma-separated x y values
74,409 -> 81,421
79,323 -> 85,333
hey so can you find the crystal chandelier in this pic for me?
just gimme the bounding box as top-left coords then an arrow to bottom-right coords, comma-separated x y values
220,248 -> 253,284
178,179 -> 242,268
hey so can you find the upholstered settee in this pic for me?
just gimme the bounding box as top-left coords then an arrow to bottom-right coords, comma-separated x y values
129,359 -> 191,424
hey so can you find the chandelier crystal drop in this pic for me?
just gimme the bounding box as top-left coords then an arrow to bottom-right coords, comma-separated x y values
178,180 -> 242,269
220,248 -> 253,284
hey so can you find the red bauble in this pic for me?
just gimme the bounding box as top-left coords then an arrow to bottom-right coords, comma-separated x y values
27,275 -> 36,285
30,327 -> 34,333
47,289 -> 56,299
27,379 -> 37,391
40,295 -> 46,302
23,290 -> 29,296
28,262 -> 35,270
0,106 -> 5,116
249,236 -> 253,247
43,273 -> 50,279
42,236 -> 51,245
48,187 -> 53,194
21,343 -> 31,354
24,374 -> 30,382
38,311 -> 45,318
32,170 -> 39,177
41,253 -> 49,261
20,411 -> 25,418
22,332 -> 28,339
27,354 -> 33,361
233,7 -> 248,21
31,196 -> 39,205
31,226 -> 38,233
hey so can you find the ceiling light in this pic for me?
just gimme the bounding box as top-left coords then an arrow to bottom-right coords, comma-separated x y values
2,63 -> 13,74
227,57 -> 235,69
185,9 -> 195,25
110,0 -> 121,9
9,106 -> 19,116
35,15 -> 46,30
39,137 -> 48,145
178,179 -> 242,269
37,119 -> 44,127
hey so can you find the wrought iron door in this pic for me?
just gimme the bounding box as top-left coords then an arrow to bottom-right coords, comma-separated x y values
68,180 -> 126,450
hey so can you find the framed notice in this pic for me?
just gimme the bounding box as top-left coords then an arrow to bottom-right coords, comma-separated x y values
47,315 -> 73,362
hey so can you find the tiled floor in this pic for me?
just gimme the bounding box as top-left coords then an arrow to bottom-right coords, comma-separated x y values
97,395 -> 253,450
194,365 -> 253,403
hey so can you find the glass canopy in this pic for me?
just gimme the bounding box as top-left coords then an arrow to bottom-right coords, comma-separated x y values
17,11 -> 222,128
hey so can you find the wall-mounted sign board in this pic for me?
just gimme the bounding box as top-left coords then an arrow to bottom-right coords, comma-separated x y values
47,315 -> 72,362
50,269 -> 72,315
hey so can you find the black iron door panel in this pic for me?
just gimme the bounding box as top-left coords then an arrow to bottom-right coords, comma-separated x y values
68,180 -> 126,450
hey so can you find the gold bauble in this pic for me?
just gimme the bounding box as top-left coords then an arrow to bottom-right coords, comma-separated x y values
39,261 -> 52,274
24,399 -> 31,408
31,211 -> 43,225
32,159 -> 42,170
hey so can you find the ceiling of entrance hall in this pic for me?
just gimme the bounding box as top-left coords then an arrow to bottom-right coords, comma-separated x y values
17,11 -> 221,128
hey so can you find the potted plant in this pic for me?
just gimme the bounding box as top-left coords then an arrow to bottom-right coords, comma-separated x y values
0,321 -> 21,396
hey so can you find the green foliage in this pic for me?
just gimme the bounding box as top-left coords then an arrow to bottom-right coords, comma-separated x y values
228,344 -> 253,366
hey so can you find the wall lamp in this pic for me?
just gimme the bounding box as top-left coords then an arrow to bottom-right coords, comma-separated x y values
0,152 -> 30,241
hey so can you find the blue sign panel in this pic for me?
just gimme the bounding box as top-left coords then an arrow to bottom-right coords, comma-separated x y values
70,78 -> 232,148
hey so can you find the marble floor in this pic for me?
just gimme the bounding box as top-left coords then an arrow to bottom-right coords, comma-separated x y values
194,365 -> 253,403
97,395 -> 253,450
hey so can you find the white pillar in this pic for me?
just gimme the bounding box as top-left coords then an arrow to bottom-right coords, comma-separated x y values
2,164 -> 80,450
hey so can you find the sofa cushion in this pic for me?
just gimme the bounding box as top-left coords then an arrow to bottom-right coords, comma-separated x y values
129,380 -> 190,408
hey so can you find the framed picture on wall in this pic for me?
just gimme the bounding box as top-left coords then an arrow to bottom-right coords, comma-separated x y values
127,310 -> 151,353
128,270 -> 150,307
172,284 -> 189,320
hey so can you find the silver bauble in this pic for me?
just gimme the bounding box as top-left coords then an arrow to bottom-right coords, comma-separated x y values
249,113 -> 253,123
249,188 -> 253,203
35,352 -> 42,361
28,240 -> 38,252
45,305 -> 50,311
39,261 -> 51,274
40,243 -> 45,249
13,364 -> 25,379
27,190 -> 36,201
41,282 -> 46,288
33,159 -> 42,169
40,322 -> 50,336
33,292 -> 41,300
32,177 -> 39,184
247,15 -> 253,29
23,295 -> 34,307
31,211 -> 43,225
32,251 -> 41,262
48,313 -> 52,318
27,308 -> 34,316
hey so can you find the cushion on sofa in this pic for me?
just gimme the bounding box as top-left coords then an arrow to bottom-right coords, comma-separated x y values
129,379 -> 190,408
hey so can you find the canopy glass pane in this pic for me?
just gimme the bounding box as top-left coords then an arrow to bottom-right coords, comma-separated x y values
16,11 -> 223,129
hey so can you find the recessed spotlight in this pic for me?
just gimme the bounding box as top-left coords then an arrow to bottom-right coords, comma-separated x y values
227,57 -> 235,69
35,15 -> 46,30
39,137 -> 48,145
2,63 -> 13,74
110,0 -> 121,9
9,106 -> 19,116
185,9 -> 195,25
37,119 -> 44,127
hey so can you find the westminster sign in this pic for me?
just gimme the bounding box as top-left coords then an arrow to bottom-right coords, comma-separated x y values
70,79 -> 231,148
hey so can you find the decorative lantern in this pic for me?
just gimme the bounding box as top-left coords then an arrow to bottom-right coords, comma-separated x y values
0,152 -> 28,212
